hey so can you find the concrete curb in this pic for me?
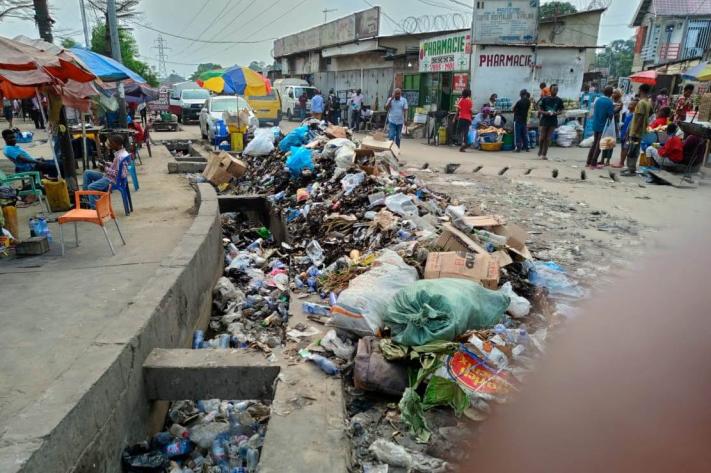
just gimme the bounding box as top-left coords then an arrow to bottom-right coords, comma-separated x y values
0,183 -> 222,473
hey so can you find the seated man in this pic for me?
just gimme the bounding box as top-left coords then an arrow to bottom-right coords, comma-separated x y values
644,123 -> 702,173
82,134 -> 129,206
2,129 -> 58,177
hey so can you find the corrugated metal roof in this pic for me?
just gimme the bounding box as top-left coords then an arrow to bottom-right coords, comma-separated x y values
653,0 -> 711,16
632,0 -> 711,26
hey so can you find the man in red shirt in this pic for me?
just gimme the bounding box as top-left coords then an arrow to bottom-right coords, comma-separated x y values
645,123 -> 683,167
457,88 -> 473,152
674,84 -> 694,122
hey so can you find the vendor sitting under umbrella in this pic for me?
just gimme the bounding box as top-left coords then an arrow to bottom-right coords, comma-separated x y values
2,129 -> 58,177
644,123 -> 705,173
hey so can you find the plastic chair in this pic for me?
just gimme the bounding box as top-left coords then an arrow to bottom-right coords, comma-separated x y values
113,155 -> 133,216
128,157 -> 139,191
57,188 -> 126,256
0,169 -> 47,211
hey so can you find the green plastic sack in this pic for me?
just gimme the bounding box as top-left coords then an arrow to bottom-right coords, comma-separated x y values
384,278 -> 509,346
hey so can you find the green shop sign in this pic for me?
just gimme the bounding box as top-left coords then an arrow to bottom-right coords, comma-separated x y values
419,32 -> 471,73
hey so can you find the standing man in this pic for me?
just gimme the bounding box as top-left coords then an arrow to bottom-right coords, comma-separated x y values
31,95 -> 45,129
297,92 -> 307,120
586,85 -> 615,168
513,89 -> 531,152
539,82 -> 551,100
310,89 -> 324,120
537,84 -> 564,160
2,97 -> 13,128
327,89 -> 339,125
350,89 -> 364,131
674,84 -> 694,123
456,88 -> 474,152
385,88 -> 408,148
137,102 -> 147,126
621,83 -> 652,176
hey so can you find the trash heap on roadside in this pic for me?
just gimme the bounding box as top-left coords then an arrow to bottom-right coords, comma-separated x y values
189,120 -> 584,471
122,399 -> 270,473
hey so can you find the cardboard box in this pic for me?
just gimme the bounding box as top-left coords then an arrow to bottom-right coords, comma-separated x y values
424,251 -> 500,289
16,236 -> 49,256
490,223 -> 531,259
461,215 -> 506,228
325,125 -> 348,139
435,223 -> 487,254
202,151 -> 247,186
360,135 -> 400,159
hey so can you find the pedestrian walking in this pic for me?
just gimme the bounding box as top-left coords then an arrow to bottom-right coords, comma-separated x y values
455,88 -> 473,152
297,92 -> 307,120
310,89 -> 324,120
31,96 -> 45,129
513,90 -> 530,152
586,86 -> 614,168
537,84 -> 563,160
621,83 -> 652,176
385,88 -> 408,148
137,102 -> 147,126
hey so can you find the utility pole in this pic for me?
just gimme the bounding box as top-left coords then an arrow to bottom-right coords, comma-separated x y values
79,0 -> 91,47
153,35 -> 170,79
322,8 -> 336,23
107,0 -> 128,128
32,0 -> 53,43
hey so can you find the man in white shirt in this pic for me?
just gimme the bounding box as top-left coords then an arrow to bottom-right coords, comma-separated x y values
349,89 -> 364,131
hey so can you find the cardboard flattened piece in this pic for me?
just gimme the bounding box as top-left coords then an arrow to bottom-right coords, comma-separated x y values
435,223 -> 487,255
424,251 -> 500,290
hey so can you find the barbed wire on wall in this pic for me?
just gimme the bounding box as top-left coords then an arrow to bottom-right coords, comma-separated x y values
401,13 -> 470,34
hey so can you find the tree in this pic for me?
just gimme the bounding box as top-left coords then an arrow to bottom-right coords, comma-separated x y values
0,0 -> 33,22
596,39 -> 635,79
248,61 -> 266,72
91,23 -> 159,86
539,1 -> 577,19
189,63 -> 223,81
61,37 -> 78,49
88,0 -> 140,57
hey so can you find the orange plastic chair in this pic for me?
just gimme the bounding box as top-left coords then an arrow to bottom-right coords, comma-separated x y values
57,188 -> 126,256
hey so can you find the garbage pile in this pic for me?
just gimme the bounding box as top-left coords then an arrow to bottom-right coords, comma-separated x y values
122,399 -> 270,473
208,121 -> 583,470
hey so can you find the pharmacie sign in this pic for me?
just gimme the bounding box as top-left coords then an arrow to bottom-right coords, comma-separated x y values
419,32 -> 471,73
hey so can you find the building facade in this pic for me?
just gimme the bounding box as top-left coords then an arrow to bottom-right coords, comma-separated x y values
631,0 -> 711,71
538,8 -> 605,71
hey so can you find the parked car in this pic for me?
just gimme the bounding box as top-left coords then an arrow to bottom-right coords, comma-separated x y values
245,91 -> 281,126
169,86 -> 209,123
199,96 -> 258,142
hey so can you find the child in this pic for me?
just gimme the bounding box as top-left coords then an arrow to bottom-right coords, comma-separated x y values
613,99 -> 637,168
649,106 -> 671,129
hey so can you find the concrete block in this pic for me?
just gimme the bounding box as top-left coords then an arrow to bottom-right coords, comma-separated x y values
167,161 -> 206,174
143,349 -> 280,401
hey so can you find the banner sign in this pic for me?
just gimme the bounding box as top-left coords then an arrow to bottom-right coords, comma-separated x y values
473,0 -> 538,44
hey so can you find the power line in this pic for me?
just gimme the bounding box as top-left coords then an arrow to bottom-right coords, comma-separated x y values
153,34 -> 169,77
361,0 -> 402,32
124,19 -> 276,43
448,0 -> 473,10
184,0 -> 255,56
178,0 -> 236,55
179,0 -> 211,31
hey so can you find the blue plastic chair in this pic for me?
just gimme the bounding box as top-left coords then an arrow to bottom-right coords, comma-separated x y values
128,159 -> 139,191
113,156 -> 133,216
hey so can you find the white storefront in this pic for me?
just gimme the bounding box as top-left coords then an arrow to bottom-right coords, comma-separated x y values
469,44 -> 587,109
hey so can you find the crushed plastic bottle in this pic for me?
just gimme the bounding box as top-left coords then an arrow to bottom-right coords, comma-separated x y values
526,261 -> 585,298
305,240 -> 325,266
302,301 -> 331,316
298,348 -> 339,375
384,192 -> 418,217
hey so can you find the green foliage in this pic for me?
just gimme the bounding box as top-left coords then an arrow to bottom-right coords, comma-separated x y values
539,1 -> 577,18
189,63 -> 223,81
61,37 -> 78,49
596,39 -> 635,79
90,24 -> 158,87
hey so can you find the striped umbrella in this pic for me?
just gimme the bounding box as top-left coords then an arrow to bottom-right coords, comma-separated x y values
197,66 -> 270,96
682,61 -> 711,82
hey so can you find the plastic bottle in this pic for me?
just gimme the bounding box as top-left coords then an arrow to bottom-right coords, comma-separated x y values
384,193 -> 418,217
162,438 -> 192,457
217,334 -> 231,349
305,240 -> 325,266
302,302 -> 331,316
246,238 -> 263,252
169,423 -> 190,439
245,447 -> 260,472
211,437 -> 227,463
299,349 -> 339,375
192,330 -> 205,349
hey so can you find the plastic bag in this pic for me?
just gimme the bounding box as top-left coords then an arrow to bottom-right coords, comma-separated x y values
278,126 -> 308,151
499,281 -> 531,318
321,329 -> 356,360
385,193 -> 418,218
330,249 -> 418,337
423,375 -> 470,416
212,277 -> 244,311
322,138 -> 355,158
121,443 -> 169,472
285,146 -> 314,177
556,125 -> 578,147
340,171 -> 365,195
599,119 -> 616,150
526,261 -> 585,298
354,336 -> 408,396
383,278 -> 510,346
243,129 -> 275,156
369,439 -> 449,472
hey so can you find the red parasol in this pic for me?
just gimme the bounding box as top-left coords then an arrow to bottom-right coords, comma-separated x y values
629,70 -> 657,85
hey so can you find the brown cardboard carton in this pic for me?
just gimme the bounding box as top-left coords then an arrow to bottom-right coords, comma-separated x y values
490,223 -> 531,259
202,151 -> 247,185
424,251 -> 500,289
435,223 -> 487,254
461,215 -> 506,228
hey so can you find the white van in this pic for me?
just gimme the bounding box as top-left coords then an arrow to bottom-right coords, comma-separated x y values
272,78 -> 317,121
169,82 -> 210,123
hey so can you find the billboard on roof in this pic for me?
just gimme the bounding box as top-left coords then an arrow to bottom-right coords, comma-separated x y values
473,0 -> 539,44
274,7 -> 380,57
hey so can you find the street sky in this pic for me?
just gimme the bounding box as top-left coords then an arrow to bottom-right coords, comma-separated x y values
0,0 -> 637,78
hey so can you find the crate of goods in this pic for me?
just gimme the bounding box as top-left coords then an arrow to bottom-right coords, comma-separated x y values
16,236 -> 49,256
698,93 -> 711,122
